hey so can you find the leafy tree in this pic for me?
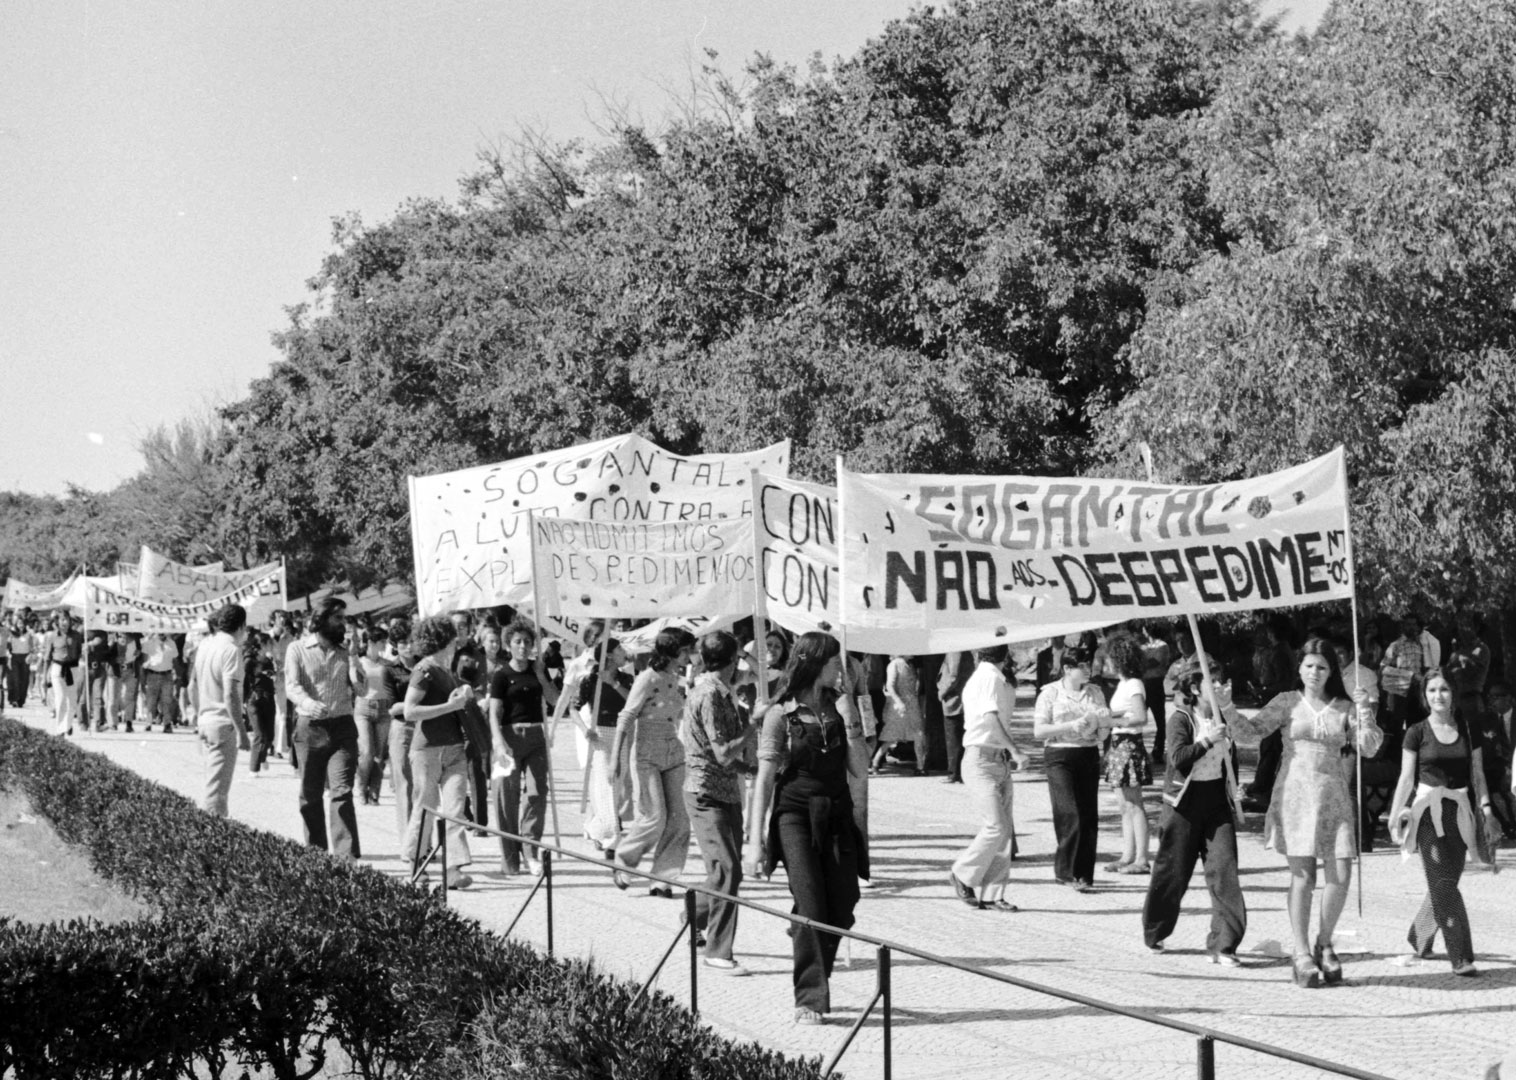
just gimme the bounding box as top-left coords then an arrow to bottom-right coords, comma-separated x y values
1104,0 -> 1516,638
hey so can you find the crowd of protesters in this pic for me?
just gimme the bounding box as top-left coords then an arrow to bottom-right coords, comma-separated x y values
6,600 -> 1514,1014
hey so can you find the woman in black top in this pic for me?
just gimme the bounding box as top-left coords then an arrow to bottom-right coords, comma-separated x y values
401,616 -> 476,889
1388,669 -> 1497,975
487,619 -> 558,876
576,638 -> 631,855
744,631 -> 862,1025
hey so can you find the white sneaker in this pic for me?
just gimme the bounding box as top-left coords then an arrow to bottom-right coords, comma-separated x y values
703,957 -> 750,976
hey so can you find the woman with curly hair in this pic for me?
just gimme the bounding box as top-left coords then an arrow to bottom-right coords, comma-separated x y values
1103,633 -> 1153,874
401,615 -> 477,890
610,627 -> 697,894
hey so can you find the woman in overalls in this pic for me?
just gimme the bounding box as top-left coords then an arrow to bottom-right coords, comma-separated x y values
746,631 -> 863,1025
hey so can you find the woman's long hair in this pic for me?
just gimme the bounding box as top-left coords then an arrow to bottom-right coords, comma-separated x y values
647,628 -> 696,672
1297,636 -> 1348,701
773,631 -> 841,705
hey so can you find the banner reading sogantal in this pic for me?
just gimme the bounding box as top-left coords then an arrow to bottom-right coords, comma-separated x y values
410,434 -> 789,616
839,449 -> 1353,653
530,515 -> 755,621
84,565 -> 286,633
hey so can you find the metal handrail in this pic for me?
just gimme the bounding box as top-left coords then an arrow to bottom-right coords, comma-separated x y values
412,808 -> 1393,1080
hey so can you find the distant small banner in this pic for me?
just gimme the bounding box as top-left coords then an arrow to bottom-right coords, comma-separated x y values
84,566 -> 286,633
2,571 -> 80,611
839,449 -> 1352,653
530,514 -> 755,621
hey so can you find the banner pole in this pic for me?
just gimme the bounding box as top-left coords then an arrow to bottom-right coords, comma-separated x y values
580,633 -> 610,819
527,511 -> 563,852
1138,447 -> 1232,800
1336,449 -> 1365,918
750,469 -> 770,709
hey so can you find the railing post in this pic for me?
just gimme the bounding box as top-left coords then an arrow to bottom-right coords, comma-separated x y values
543,849 -> 554,957
879,945 -> 892,1080
437,814 -> 448,904
686,889 -> 700,1019
1196,1035 -> 1214,1080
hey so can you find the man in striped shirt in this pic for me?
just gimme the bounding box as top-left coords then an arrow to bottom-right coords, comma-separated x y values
285,598 -> 360,859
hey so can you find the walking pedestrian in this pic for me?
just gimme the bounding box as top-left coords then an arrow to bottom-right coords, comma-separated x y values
745,631 -> 863,1025
682,630 -> 757,974
487,618 -> 559,876
1142,656 -> 1246,964
1387,669 -> 1496,976
285,598 -> 361,859
1033,646 -> 1112,892
948,644 -> 1029,912
189,603 -> 250,816
401,615 -> 475,889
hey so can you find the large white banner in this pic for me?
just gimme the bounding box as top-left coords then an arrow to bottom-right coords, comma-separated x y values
84,565 -> 286,633
530,514 -> 756,621
410,434 -> 789,616
138,547 -> 286,624
2,570 -> 80,611
839,449 -> 1353,653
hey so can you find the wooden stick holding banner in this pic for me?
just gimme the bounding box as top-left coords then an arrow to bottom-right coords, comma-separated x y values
527,512 -> 564,852
1338,463 -> 1366,917
1136,447 -> 1235,809
750,469 -> 771,712
579,632 -> 610,818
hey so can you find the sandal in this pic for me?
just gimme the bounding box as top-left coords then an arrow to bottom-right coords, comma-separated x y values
1292,954 -> 1322,988
1314,941 -> 1343,985
1117,862 -> 1150,875
1103,860 -> 1129,874
794,1007 -> 825,1025
611,869 -> 631,891
987,899 -> 1019,912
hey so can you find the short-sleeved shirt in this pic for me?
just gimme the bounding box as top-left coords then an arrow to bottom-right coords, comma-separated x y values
1107,677 -> 1147,735
490,663 -> 545,727
961,661 -> 1016,749
1405,718 -> 1482,790
682,674 -> 748,803
576,672 -> 630,727
192,631 -> 244,723
1034,681 -> 1108,748
409,658 -> 464,749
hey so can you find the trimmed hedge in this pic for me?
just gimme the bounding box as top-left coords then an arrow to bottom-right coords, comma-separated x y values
0,718 -> 822,1080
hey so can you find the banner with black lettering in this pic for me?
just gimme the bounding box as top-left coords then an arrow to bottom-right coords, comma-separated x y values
410,434 -> 789,616
84,566 -> 286,633
753,473 -> 903,651
838,449 -> 1353,652
138,547 -> 286,624
530,514 -> 756,621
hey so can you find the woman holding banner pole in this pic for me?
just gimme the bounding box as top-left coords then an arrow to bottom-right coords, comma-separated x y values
577,638 -> 630,857
1228,638 -> 1380,987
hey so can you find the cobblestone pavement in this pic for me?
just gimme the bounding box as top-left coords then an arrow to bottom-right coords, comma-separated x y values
9,701 -> 1515,1080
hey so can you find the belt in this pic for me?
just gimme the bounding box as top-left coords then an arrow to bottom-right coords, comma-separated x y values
969,745 -> 1013,761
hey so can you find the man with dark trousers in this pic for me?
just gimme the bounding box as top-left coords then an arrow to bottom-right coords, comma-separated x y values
938,651 -> 973,784
285,598 -> 360,859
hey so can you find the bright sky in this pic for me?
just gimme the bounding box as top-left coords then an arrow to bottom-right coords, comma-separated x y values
0,0 -> 1328,496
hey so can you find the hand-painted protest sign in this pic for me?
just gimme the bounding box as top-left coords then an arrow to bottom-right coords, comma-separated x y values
410,434 -> 789,616
138,547 -> 286,624
756,473 -> 840,637
839,449 -> 1353,653
2,570 -> 81,611
530,514 -> 756,620
116,561 -> 141,596
83,565 -> 286,633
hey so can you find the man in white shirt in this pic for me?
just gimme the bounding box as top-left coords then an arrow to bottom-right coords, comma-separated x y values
189,605 -> 249,817
141,632 -> 180,732
948,644 -> 1030,911
189,603 -> 248,813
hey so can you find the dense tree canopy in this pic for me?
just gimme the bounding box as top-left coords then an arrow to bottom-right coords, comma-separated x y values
4,0 -> 1514,623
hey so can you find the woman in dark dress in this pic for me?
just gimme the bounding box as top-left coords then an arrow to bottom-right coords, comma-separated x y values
744,631 -> 862,1025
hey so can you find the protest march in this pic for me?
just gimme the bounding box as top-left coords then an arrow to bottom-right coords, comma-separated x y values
7,428 -> 1510,1042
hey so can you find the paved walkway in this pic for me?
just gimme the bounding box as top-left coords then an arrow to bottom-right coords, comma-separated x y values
7,701 -> 1515,1080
